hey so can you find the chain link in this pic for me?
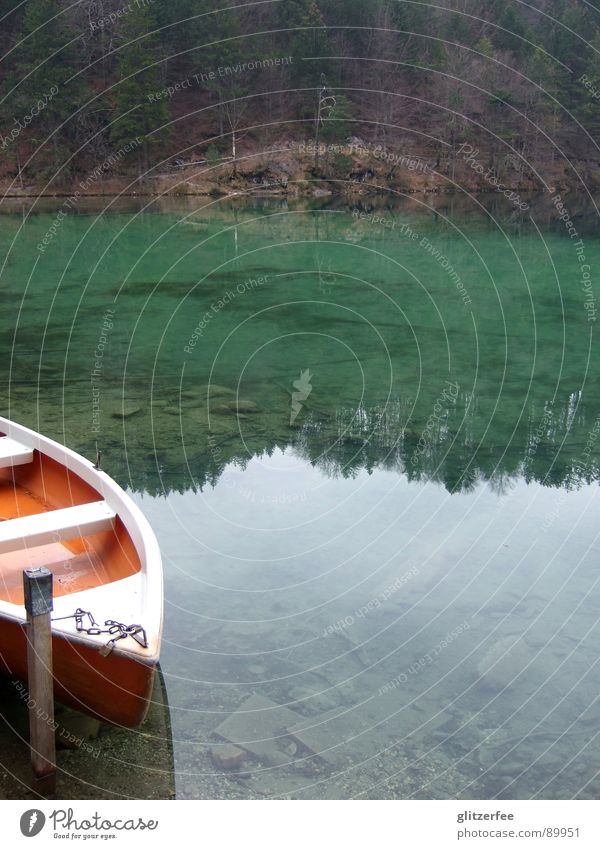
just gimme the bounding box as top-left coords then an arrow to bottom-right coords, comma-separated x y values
52,608 -> 148,654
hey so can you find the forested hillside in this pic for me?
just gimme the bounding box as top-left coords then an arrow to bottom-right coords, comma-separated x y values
0,0 -> 599,192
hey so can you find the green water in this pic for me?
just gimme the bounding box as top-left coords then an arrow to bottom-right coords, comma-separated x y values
1,196 -> 600,799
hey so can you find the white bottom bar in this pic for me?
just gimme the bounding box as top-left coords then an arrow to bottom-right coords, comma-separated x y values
2,800 -> 599,847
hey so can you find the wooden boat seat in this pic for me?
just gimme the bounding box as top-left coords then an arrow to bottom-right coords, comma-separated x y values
0,543 -> 110,604
0,436 -> 33,469
0,473 -> 140,604
0,501 -> 116,555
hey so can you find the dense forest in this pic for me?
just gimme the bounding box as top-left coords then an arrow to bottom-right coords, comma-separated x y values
0,0 -> 599,191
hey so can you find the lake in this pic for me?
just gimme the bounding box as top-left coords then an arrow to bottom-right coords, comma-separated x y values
0,193 -> 599,799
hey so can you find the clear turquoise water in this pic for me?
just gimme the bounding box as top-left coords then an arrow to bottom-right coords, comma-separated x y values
1,196 -> 599,798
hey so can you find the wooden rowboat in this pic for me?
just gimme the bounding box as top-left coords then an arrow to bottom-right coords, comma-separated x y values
0,416 -> 163,728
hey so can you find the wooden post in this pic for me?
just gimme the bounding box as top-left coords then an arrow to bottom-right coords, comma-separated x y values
23,566 -> 56,795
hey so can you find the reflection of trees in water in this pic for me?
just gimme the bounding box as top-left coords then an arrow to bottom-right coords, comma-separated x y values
115,387 -> 600,496
289,390 -> 600,495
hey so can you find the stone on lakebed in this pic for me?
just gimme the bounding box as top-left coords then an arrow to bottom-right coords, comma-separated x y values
476,635 -> 532,692
211,400 -> 260,416
210,744 -> 246,770
111,404 -> 142,420
181,384 -> 236,401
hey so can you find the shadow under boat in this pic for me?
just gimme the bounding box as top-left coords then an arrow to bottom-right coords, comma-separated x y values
0,663 -> 175,800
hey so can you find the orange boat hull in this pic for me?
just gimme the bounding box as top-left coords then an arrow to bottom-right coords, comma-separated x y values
0,615 -> 155,728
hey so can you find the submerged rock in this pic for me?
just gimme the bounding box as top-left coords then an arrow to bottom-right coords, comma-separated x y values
287,686 -> 338,713
111,404 -> 142,420
212,693 -> 302,766
212,400 -> 260,415
210,744 -> 246,770
204,384 -> 237,397
476,635 -> 532,692
183,384 -> 237,400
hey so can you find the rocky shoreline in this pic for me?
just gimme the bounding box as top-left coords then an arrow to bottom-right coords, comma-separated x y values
1,139 -> 595,204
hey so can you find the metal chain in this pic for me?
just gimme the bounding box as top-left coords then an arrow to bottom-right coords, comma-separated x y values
52,607 -> 148,654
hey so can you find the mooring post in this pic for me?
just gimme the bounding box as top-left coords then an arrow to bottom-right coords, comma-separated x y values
23,566 -> 56,795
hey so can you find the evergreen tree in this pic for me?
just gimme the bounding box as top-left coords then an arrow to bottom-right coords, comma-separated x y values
550,2 -> 599,128
155,0 -> 217,79
0,0 -> 24,52
0,0 -> 598,181
388,0 -> 431,65
320,0 -> 378,60
443,6 -> 472,46
551,2 -> 593,82
4,0 -> 87,178
578,34 -> 600,139
110,4 -> 171,173
277,0 -> 331,89
493,0 -> 532,55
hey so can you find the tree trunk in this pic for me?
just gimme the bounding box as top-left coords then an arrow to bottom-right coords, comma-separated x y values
15,145 -> 23,189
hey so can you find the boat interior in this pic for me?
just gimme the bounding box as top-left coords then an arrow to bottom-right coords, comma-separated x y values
0,432 -> 141,606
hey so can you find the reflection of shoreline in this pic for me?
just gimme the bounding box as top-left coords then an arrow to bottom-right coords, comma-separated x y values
2,191 -> 600,232
3,197 -> 598,300
10,382 -> 598,498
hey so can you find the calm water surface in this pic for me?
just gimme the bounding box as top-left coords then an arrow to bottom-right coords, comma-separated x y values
1,195 -> 599,799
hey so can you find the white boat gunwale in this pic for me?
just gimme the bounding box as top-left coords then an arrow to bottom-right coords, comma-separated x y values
0,416 -> 163,665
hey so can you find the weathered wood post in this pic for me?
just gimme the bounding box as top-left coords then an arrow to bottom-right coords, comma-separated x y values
23,566 -> 56,795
